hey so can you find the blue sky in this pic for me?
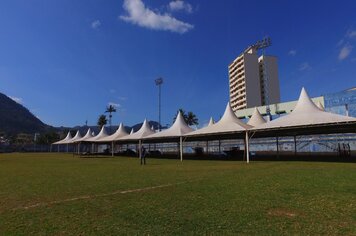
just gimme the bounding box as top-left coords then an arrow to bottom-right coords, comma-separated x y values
1,0 -> 356,128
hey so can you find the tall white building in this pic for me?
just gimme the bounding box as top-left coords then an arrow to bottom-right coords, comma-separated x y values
228,46 -> 280,112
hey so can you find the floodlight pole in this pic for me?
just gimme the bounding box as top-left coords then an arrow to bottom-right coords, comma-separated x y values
155,77 -> 163,131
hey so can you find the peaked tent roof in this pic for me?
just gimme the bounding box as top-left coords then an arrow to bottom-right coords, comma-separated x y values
118,119 -> 155,141
95,123 -> 129,142
144,111 -> 193,141
53,131 -> 72,145
185,103 -> 251,140
247,107 -> 266,127
74,128 -> 95,142
208,117 -> 215,126
252,87 -> 356,133
130,128 -> 134,135
85,126 -> 109,142
67,130 -> 82,144
316,101 -> 325,111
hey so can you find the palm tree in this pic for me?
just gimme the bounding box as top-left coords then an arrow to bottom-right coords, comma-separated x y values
105,105 -> 117,133
97,114 -> 107,128
186,111 -> 199,126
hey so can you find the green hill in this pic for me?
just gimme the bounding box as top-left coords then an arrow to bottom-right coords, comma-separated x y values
0,92 -> 50,135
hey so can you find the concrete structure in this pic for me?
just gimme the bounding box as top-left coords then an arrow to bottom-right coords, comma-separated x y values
228,46 -> 280,112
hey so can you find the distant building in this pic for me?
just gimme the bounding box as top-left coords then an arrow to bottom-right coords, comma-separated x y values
228,46 -> 280,112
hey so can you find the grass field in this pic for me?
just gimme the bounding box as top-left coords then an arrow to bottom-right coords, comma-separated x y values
0,153 -> 355,235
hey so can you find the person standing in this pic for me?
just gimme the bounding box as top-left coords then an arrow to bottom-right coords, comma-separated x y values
140,145 -> 147,165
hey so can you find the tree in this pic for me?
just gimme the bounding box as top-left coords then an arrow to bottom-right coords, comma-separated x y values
97,114 -> 107,128
186,111 -> 199,126
105,105 -> 117,132
173,108 -> 199,126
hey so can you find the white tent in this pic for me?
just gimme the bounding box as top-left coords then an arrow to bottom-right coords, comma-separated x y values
208,117 -> 215,126
85,126 -> 109,142
53,131 -> 72,145
185,103 -> 251,138
117,119 -> 155,159
95,123 -> 129,142
144,112 -> 193,161
118,119 -> 155,141
145,112 -> 193,140
252,88 -> 356,131
130,128 -> 134,135
74,128 -> 95,142
316,101 -> 325,111
67,130 -> 82,144
247,107 -> 266,127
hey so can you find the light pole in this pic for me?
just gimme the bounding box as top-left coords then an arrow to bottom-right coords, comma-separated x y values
155,77 -> 163,131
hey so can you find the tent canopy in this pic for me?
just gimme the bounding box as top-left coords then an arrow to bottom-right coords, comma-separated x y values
85,126 -> 108,142
208,117 -> 214,126
184,103 -> 251,140
95,123 -> 129,142
247,107 -> 266,127
66,130 -> 82,144
117,119 -> 155,141
251,88 -> 356,136
53,131 -> 72,145
144,111 -> 193,142
74,128 -> 95,142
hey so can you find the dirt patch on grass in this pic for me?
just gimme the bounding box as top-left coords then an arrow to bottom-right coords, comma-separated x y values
267,208 -> 298,218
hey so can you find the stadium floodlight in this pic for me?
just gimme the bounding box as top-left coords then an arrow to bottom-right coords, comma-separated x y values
155,77 -> 163,131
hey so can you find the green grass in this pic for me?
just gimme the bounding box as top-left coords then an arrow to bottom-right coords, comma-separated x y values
0,153 -> 355,235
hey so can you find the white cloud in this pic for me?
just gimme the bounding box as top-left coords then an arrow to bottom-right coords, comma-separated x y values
9,96 -> 23,104
91,20 -> 101,29
120,0 -> 194,34
108,102 -> 121,108
347,30 -> 356,39
118,96 -> 127,101
288,50 -> 297,56
299,62 -> 311,71
168,0 -> 193,13
338,44 -> 353,60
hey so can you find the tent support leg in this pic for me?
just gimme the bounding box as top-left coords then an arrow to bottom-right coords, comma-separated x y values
112,141 -> 114,157
294,136 -> 297,156
180,136 -> 183,162
276,136 -> 279,158
218,140 -> 221,153
206,141 -> 209,155
139,140 -> 142,160
245,132 -> 250,163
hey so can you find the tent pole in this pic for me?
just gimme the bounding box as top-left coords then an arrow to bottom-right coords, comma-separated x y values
112,141 -> 114,157
218,140 -> 221,153
58,145 -> 59,152
206,141 -> 208,155
294,135 -> 297,156
276,136 -> 279,158
245,132 -> 250,163
67,144 -> 69,153
180,136 -> 183,162
139,140 -> 142,160
78,143 -> 80,155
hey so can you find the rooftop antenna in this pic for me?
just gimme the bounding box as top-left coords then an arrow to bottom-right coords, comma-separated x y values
253,37 -> 272,120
